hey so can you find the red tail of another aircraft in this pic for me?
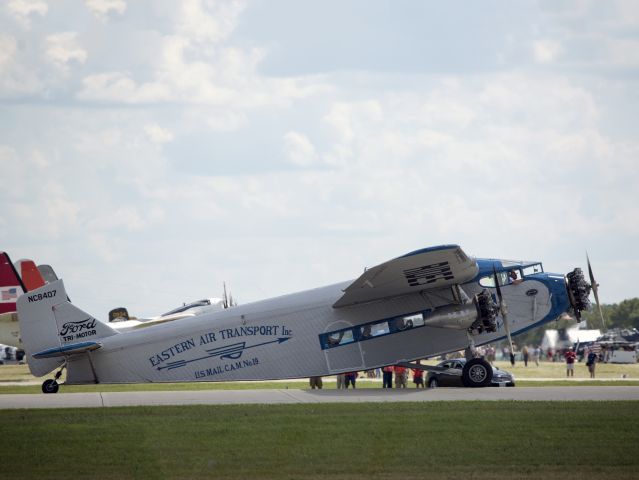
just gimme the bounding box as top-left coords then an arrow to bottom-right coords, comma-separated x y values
0,252 -> 26,315
14,259 -> 46,291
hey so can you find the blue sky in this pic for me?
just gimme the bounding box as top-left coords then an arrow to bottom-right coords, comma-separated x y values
1,0 -> 637,317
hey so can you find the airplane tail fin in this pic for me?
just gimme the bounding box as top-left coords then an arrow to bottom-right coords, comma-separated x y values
16,279 -> 118,377
37,264 -> 59,284
14,259 -> 46,291
0,252 -> 26,315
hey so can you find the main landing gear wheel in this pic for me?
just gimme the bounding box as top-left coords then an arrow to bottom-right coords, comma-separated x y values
42,379 -> 59,394
462,358 -> 493,388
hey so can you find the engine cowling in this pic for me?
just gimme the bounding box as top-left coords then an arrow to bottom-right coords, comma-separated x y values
422,289 -> 499,333
566,268 -> 591,321
471,289 -> 499,333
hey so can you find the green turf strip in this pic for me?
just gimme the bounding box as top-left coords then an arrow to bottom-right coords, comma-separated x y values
1,402 -> 637,479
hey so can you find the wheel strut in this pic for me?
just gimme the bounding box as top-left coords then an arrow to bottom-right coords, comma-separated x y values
41,363 -> 66,394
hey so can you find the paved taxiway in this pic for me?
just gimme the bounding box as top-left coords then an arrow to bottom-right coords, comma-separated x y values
1,386 -> 638,409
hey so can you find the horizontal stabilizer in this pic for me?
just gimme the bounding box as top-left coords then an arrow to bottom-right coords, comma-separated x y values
33,341 -> 102,359
333,245 -> 478,308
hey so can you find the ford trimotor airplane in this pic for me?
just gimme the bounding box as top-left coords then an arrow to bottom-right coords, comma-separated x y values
15,245 -> 601,393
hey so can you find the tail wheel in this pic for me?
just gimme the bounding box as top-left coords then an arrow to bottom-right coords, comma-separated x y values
462,358 -> 493,388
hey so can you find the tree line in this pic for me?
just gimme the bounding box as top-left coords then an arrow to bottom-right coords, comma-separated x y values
507,297 -> 639,349
581,297 -> 639,331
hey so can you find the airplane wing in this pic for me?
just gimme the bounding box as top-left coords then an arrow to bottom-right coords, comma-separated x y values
333,244 -> 478,308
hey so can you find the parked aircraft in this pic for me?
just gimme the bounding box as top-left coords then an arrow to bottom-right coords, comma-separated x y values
106,299 -> 227,330
0,254 -> 58,348
15,244 -> 600,393
0,252 -> 27,347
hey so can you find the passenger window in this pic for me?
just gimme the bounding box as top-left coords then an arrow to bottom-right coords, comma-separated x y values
404,313 -> 424,327
359,324 -> 373,339
371,321 -> 389,337
357,321 -> 390,340
391,313 -> 422,332
339,330 -> 354,345
327,330 -> 354,346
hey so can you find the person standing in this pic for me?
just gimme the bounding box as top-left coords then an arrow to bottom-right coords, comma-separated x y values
336,373 -> 345,389
344,371 -> 357,389
522,345 -> 529,367
586,349 -> 598,378
564,347 -> 577,377
412,361 -> 425,388
394,365 -> 407,388
382,365 -> 393,388
309,376 -> 323,389
533,346 -> 540,366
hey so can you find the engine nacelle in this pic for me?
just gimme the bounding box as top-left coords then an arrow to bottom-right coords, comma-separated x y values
422,289 -> 499,333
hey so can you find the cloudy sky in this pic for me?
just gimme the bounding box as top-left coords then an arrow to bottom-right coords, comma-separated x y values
1,0 -> 637,318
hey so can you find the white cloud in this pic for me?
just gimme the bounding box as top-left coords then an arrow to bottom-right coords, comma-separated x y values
604,37 -> 639,68
206,111 -> 247,132
533,39 -> 563,64
283,131 -> 318,167
7,0 -> 47,27
176,0 -> 246,43
84,0 -> 126,21
77,72 -> 171,103
605,0 -> 639,29
45,32 -> 88,69
0,34 -> 17,70
144,124 -> 174,144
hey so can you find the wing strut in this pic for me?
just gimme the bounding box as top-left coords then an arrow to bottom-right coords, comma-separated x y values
494,266 -> 515,366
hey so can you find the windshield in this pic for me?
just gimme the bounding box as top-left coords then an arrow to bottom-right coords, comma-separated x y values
522,264 -> 543,276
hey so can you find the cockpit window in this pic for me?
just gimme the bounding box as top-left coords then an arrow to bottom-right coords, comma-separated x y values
479,271 -> 509,287
522,264 -> 543,276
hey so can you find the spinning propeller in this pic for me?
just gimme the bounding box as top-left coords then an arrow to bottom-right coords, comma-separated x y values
586,253 -> 605,330
493,266 -> 515,366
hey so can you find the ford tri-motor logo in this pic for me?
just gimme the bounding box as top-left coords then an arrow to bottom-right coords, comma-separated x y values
525,289 -> 538,297
59,318 -> 97,338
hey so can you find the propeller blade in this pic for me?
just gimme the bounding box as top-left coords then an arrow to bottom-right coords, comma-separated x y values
492,266 -> 503,303
493,266 -> 515,365
586,253 -> 605,330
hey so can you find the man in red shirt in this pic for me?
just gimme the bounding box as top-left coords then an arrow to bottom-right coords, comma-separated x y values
412,359 -> 425,388
382,365 -> 394,388
564,347 -> 577,377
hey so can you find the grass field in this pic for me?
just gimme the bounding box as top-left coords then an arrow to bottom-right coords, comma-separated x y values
1,361 -> 638,394
1,402 -> 637,479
